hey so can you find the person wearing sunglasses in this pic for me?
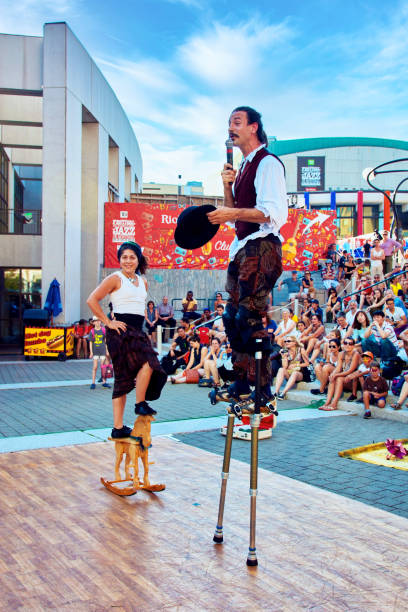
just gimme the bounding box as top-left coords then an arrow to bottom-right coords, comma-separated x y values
311,337 -> 342,395
319,337 -> 360,411
274,336 -> 310,400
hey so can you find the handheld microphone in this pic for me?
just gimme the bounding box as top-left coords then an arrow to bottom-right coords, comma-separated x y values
225,138 -> 233,168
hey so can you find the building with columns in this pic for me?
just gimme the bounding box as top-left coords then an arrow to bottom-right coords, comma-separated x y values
268,137 -> 408,238
0,22 -> 142,351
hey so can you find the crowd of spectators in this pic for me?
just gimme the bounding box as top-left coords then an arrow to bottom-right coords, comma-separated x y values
158,234 -> 408,419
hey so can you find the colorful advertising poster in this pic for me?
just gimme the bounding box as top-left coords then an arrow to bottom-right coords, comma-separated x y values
104,203 -> 336,271
24,327 -> 74,357
297,156 -> 325,191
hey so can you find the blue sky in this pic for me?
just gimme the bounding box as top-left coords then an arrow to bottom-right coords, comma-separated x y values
1,0 -> 408,194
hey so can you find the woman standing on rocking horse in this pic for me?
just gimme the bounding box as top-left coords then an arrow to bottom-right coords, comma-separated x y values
87,241 -> 167,439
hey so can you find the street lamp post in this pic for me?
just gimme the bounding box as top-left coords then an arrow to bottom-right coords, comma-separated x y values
362,158 -> 408,241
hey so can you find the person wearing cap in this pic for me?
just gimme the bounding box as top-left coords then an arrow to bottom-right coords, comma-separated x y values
206,106 -> 287,402
89,316 -> 111,390
381,230 -> 403,274
87,241 -> 167,439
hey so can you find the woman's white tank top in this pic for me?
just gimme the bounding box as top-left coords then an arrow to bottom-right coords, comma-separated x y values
110,271 -> 147,316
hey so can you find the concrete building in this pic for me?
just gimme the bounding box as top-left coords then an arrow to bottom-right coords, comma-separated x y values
269,137 -> 408,237
0,22 -> 142,350
142,180 -> 204,196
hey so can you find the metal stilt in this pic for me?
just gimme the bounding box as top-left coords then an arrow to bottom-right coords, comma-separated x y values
246,338 -> 262,567
213,412 -> 235,543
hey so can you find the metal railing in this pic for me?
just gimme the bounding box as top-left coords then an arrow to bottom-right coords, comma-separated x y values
0,209 -> 42,235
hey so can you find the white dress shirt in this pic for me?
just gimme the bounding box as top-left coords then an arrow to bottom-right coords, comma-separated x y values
229,144 -> 288,261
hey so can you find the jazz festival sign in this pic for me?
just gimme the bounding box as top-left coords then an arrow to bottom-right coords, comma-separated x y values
104,202 -> 336,271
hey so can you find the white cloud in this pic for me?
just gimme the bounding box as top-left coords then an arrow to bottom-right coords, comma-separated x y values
178,18 -> 293,88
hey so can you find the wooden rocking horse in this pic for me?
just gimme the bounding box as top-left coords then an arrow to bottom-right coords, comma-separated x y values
101,414 -> 165,496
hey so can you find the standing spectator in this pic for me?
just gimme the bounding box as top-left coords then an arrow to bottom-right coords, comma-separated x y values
157,296 -> 177,340
362,362 -> 388,419
362,310 -> 399,360
89,316 -> 111,390
182,290 -> 201,321
144,300 -> 158,346
277,271 -> 302,301
381,229 -> 403,274
343,253 -> 357,282
370,237 -> 385,279
363,240 -> 371,259
384,295 -> 408,336
337,250 -> 347,281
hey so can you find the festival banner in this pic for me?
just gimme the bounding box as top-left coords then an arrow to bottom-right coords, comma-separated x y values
104,202 -> 336,271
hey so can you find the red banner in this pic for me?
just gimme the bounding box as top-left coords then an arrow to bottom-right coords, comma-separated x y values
104,202 -> 336,271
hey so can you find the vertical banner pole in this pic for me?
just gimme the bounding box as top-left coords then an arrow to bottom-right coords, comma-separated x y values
357,190 -> 364,236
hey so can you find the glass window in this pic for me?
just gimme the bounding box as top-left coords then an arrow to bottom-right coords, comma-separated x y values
337,206 -> 356,238
363,205 -> 379,235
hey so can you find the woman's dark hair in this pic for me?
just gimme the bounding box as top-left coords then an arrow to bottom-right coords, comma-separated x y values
147,300 -> 155,309
211,337 -> 221,345
352,310 -> 370,329
328,288 -> 337,296
232,106 -> 268,144
328,338 -> 341,348
311,312 -> 322,322
117,241 -> 148,274
189,334 -> 200,344
373,288 -> 383,299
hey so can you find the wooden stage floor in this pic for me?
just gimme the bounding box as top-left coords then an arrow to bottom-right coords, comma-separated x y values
0,436 -> 407,610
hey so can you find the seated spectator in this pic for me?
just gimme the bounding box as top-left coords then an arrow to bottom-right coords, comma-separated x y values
357,259 -> 371,278
157,296 -> 177,340
356,275 -> 373,309
343,350 -> 374,402
336,312 -> 352,340
319,337 -> 360,411
384,288 -> 408,316
299,270 -> 315,300
275,309 -> 296,347
170,326 -> 190,366
352,310 -> 371,350
302,313 -> 325,357
367,287 -> 385,314
327,243 -> 338,263
384,295 -> 408,336
180,317 -> 195,335
74,318 -> 90,359
195,307 -> 213,329
209,304 -> 226,341
325,288 -> 342,323
171,334 -> 208,384
294,320 -> 306,341
310,299 -> 323,320
391,372 -> 408,410
216,340 -> 236,387
311,337 -> 342,395
274,336 -> 310,399
389,271 -> 403,297
362,310 -> 399,360
213,292 -> 226,310
362,362 -> 388,419
145,300 -> 158,346
201,337 -> 223,387
277,270 -> 302,301
308,328 -> 341,364
345,300 -> 358,326
262,313 -> 277,337
300,297 -> 313,326
321,261 -> 338,290
182,290 -> 201,321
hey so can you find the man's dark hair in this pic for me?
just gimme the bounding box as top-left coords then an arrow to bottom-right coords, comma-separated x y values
373,310 -> 385,318
232,106 -> 268,144
336,311 -> 346,319
216,304 -> 224,310
177,326 -> 184,332
371,361 -> 381,369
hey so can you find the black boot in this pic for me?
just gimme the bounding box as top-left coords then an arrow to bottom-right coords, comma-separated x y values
135,401 -> 157,416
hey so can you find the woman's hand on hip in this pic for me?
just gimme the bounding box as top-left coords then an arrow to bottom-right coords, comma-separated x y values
107,319 -> 126,335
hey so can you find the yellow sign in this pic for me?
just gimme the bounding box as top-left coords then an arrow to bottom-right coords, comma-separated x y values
24,327 -> 75,357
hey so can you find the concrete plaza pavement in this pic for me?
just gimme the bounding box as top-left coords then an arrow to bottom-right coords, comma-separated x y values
1,358 -> 408,522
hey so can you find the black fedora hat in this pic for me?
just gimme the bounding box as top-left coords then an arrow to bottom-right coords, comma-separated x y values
174,205 -> 220,250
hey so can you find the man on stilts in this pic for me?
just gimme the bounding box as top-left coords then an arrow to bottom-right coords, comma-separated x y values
207,106 -> 288,404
